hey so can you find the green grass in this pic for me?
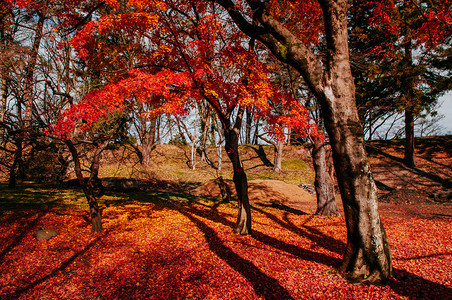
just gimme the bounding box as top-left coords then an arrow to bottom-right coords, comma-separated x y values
0,183 -> 86,210
281,159 -> 308,170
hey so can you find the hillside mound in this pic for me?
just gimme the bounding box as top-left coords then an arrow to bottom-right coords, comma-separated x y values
192,178 -> 316,207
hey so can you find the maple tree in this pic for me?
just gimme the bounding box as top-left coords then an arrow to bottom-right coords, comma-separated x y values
0,0 -> 114,189
52,0 -> 316,235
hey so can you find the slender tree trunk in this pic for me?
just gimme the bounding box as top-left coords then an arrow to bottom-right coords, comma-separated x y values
402,35 -> 416,168
252,118 -> 259,144
222,106 -> 251,235
245,107 -> 252,144
0,77 -> 7,142
141,117 -> 156,167
404,108 -> 416,169
23,13 -> 44,131
8,139 -> 23,188
224,128 -> 251,235
66,140 -> 103,233
214,116 -> 223,171
312,137 -> 339,216
273,139 -> 283,172
199,107 -> 211,163
190,136 -> 196,170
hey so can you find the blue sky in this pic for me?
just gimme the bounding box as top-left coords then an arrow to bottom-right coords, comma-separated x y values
438,91 -> 452,135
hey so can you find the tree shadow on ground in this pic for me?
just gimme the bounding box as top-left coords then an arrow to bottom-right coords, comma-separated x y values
176,208 -> 294,300
0,211 -> 46,263
366,145 -> 452,188
390,268 -> 452,299
244,145 -> 273,167
4,232 -> 106,299
173,199 -> 451,300
252,204 -> 344,256
173,201 -> 342,269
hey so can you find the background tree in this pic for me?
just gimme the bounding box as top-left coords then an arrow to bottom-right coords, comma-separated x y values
270,60 -> 339,216
349,0 -> 452,167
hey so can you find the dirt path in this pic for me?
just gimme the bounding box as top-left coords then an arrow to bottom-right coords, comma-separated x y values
193,137 -> 452,218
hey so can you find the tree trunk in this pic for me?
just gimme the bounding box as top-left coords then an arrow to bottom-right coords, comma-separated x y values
200,116 -> 210,164
214,116 -> 223,171
141,116 -> 156,167
66,140 -> 103,233
312,137 -> 339,216
8,136 -> 25,188
225,128 -> 251,235
190,137 -> 196,170
317,1 -> 392,283
402,35 -> 416,168
222,107 -> 251,235
404,108 -> 416,168
0,76 -> 7,142
245,107 -> 252,144
273,139 -> 283,172
23,13 -> 44,131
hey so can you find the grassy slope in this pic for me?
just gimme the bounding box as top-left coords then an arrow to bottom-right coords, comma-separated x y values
99,143 -> 315,186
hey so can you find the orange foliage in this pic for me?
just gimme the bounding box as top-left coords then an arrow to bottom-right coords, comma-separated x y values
52,0 -> 316,140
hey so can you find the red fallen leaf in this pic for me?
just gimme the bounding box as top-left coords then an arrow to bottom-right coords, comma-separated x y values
1,200 -> 450,299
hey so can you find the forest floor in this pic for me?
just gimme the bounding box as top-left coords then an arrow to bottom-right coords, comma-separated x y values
0,136 -> 451,299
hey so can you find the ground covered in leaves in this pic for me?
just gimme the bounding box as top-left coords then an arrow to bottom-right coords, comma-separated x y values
0,187 -> 451,299
1,136 -> 451,299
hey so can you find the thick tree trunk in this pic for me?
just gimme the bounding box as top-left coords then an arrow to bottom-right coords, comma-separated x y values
302,0 -> 393,283
404,109 -> 416,168
312,137 -> 339,216
318,1 -> 392,283
66,140 -> 103,233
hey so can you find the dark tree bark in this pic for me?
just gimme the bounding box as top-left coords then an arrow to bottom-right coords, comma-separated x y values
198,103 -> 211,163
245,107 -> 253,144
66,139 -> 104,233
217,176 -> 232,203
0,75 -> 7,142
214,0 -> 392,283
223,106 -> 251,235
8,140 -> 22,188
402,38 -> 416,168
404,109 -> 416,168
312,137 -> 339,216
